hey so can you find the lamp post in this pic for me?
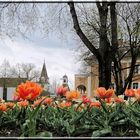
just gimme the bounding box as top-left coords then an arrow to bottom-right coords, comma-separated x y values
3,77 -> 7,101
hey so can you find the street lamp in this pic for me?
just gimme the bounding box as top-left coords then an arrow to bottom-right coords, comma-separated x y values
3,77 -> 7,101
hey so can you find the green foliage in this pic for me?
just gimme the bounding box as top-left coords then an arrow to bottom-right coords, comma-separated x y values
1,99 -> 140,137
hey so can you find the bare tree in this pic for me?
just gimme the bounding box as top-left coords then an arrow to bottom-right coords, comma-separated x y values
12,63 -> 40,81
0,2 -> 139,94
66,2 -> 140,95
0,3 -> 48,39
0,59 -> 11,101
0,61 -> 41,82
21,63 -> 35,80
112,3 -> 140,95
68,2 -> 118,89
10,63 -> 23,78
31,69 -> 41,82
0,59 -> 11,78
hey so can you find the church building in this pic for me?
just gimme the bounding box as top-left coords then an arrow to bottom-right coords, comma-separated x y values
0,61 -> 50,100
39,61 -> 50,91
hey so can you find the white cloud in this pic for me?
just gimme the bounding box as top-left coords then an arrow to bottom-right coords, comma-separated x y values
0,37 -> 81,89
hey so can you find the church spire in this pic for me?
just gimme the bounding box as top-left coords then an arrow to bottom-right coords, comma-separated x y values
40,61 -> 49,83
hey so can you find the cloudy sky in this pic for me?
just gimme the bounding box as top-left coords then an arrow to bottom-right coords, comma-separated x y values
0,31 -> 82,89
0,3 -> 86,89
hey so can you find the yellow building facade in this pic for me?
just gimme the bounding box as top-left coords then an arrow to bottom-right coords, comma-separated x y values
75,60 -> 140,98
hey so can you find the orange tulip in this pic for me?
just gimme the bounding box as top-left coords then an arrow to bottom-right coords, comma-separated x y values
15,81 -> 43,101
82,95 -> 91,104
66,90 -> 80,101
17,100 -> 29,107
13,93 -> 22,101
32,99 -> 42,108
104,98 -> 113,103
96,87 -> 114,99
59,102 -> 65,108
90,102 -> 101,108
105,89 -> 114,98
59,101 -> 72,108
59,101 -> 65,108
125,89 -> 135,97
56,86 -> 68,96
5,102 -> 15,109
65,101 -> 72,107
114,97 -> 125,103
135,89 -> 140,101
44,98 -> 52,105
0,103 -> 7,112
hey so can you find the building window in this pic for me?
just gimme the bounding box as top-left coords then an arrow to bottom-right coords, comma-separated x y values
77,85 -> 86,95
134,66 -> 139,74
133,83 -> 138,89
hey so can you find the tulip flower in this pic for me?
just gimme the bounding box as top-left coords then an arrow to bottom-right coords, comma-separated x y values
96,87 -> 114,99
114,97 -> 125,103
134,89 -> 140,101
17,100 -> 29,107
90,102 -> 101,108
82,95 -> 91,104
56,86 -> 68,96
15,81 -> 43,101
125,89 -> 135,97
66,90 -> 80,101
0,103 -> 7,112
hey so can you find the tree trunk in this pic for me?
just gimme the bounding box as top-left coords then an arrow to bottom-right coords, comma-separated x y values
98,56 -> 112,89
68,2 -> 115,90
97,3 -> 112,89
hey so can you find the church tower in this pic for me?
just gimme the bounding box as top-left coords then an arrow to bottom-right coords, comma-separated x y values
40,61 -> 49,91
62,74 -> 68,86
62,74 -> 70,90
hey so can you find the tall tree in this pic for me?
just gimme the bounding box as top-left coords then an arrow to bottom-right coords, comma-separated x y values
0,59 -> 11,78
0,61 -> 41,82
0,3 -> 47,39
112,3 -> 140,95
71,3 -> 140,94
68,2 -> 118,89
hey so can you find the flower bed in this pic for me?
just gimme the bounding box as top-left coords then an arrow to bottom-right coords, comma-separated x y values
0,82 -> 140,137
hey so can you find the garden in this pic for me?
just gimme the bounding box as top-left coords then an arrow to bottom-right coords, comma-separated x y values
0,2 -> 139,139
0,81 -> 140,138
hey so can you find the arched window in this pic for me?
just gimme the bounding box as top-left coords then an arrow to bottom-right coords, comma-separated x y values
76,85 -> 86,95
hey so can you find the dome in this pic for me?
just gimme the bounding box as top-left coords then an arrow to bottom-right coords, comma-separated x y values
63,74 -> 68,78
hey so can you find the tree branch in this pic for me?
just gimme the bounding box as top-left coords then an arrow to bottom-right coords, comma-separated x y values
68,2 -> 99,59
110,2 -> 118,53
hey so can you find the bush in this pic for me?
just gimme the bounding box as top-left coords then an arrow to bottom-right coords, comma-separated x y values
1,82 -> 140,138
0,96 -> 140,137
